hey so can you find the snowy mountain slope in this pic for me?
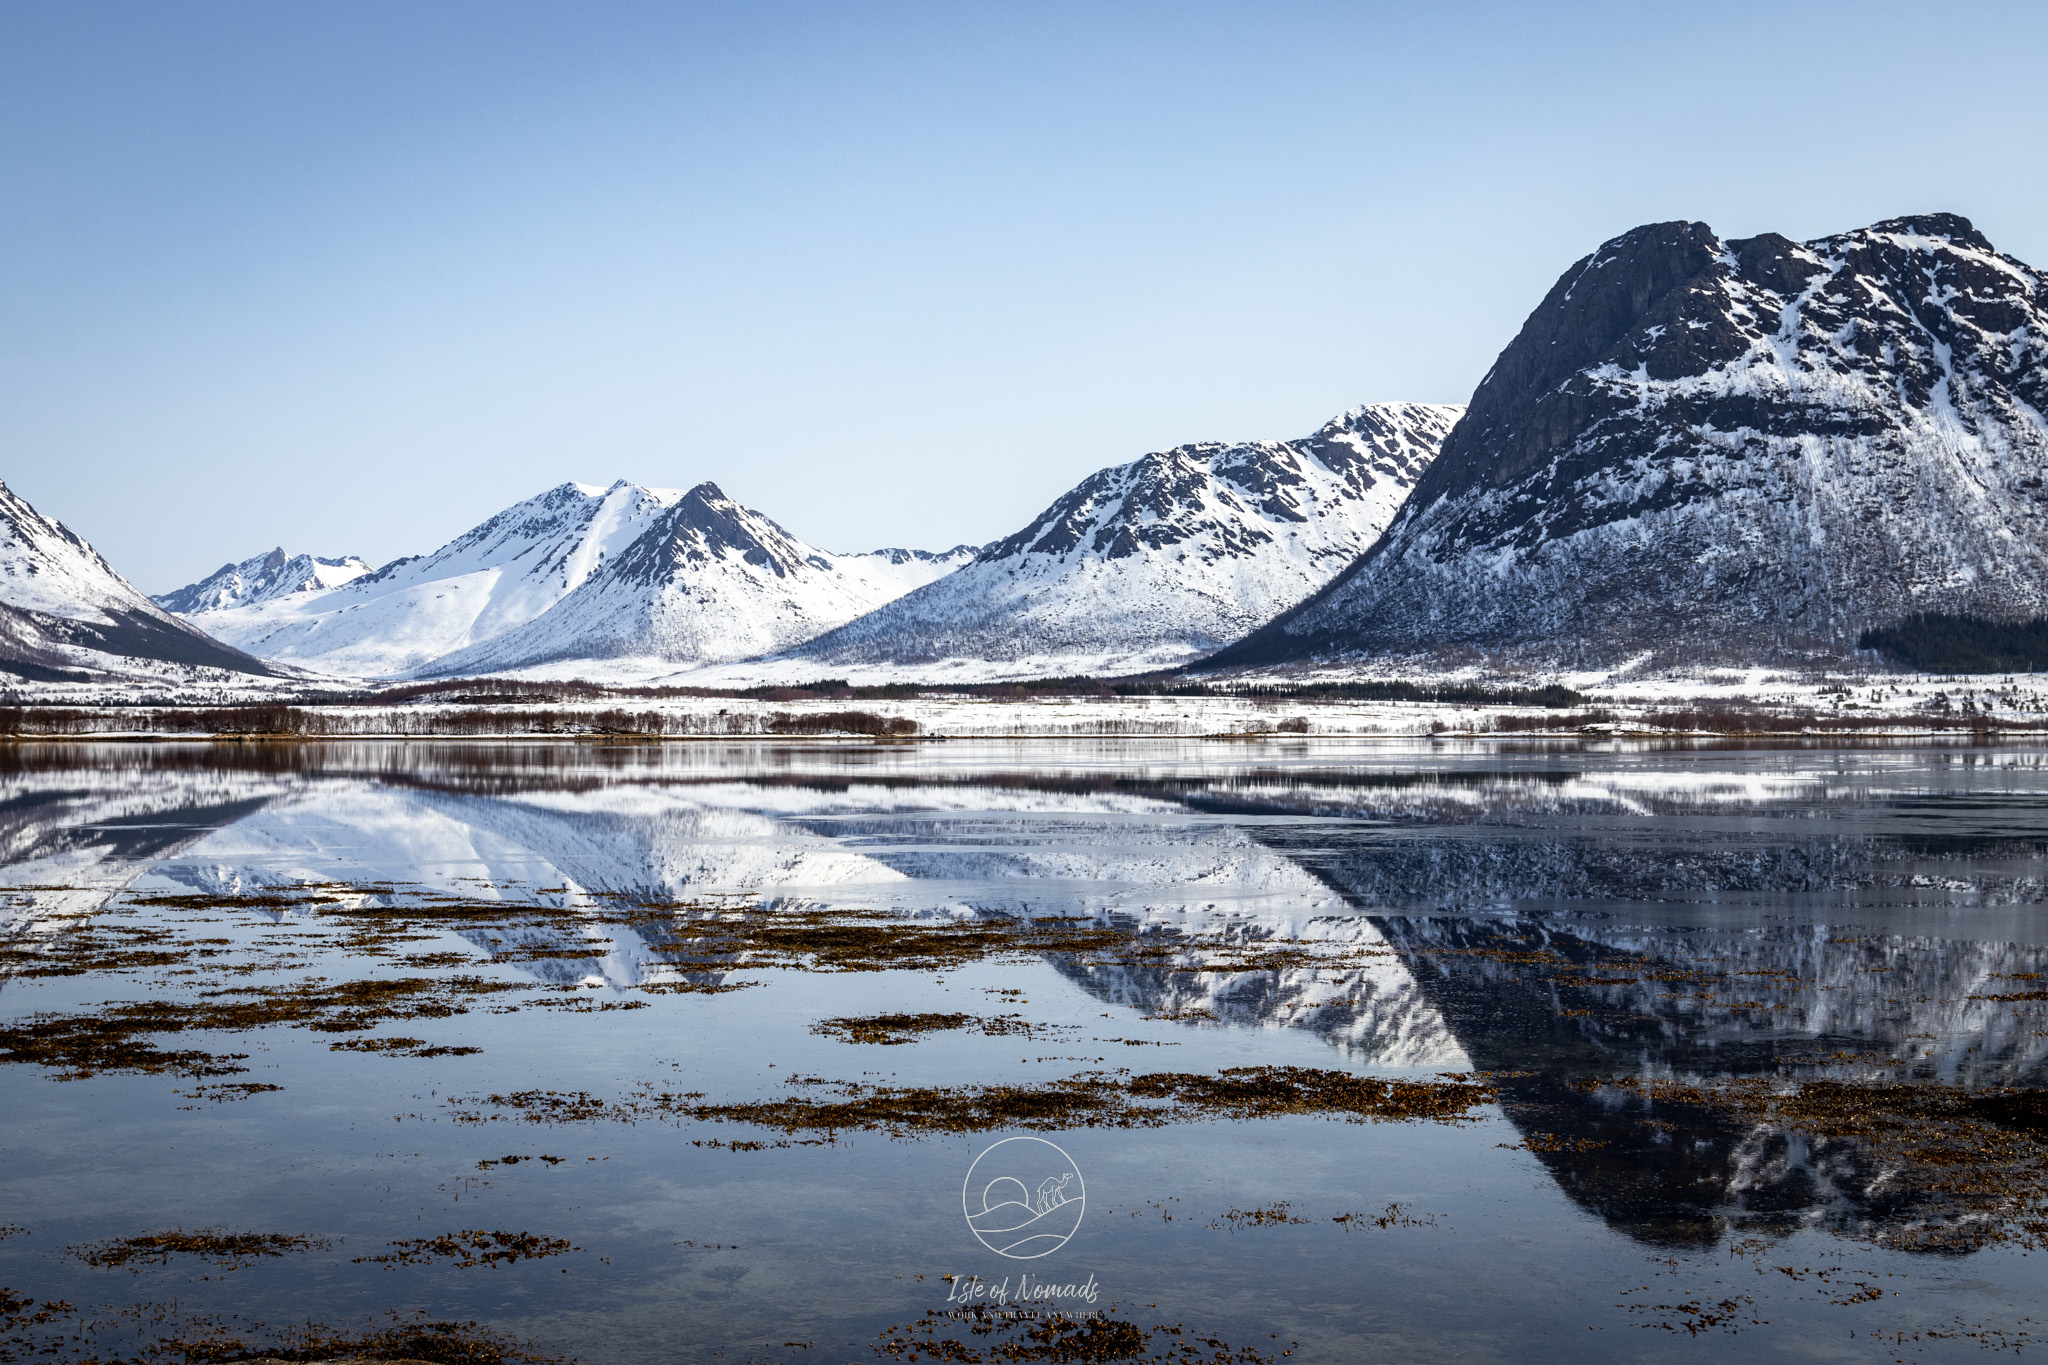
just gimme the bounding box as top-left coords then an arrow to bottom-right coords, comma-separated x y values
0,481 -> 155,623
155,548 -> 372,614
420,482 -> 977,675
1212,214 -> 2048,669
179,480 -> 687,678
783,403 -> 1462,677
0,481 -> 279,679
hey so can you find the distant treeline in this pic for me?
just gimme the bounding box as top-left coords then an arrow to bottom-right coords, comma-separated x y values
0,673 -> 1588,732
0,706 -> 918,739
351,675 -> 1587,709
1859,614 -> 2048,673
1156,679 -> 1587,708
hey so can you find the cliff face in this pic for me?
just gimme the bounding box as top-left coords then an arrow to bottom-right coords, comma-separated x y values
1213,214 -> 2048,668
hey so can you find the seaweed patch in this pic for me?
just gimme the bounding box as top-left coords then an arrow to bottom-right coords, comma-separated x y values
68,1230 -> 331,1272
0,975 -> 520,1078
353,1230 -> 578,1270
1211,1204 -> 1306,1229
874,1306 -> 1292,1363
451,1067 -> 1498,1136
807,1011 -> 1071,1044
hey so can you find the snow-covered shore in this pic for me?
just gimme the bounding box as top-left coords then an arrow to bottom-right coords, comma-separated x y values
0,664 -> 2044,739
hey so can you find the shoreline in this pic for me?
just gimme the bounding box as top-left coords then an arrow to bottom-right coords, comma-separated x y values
5,675 -> 2046,742
4,725 -> 2045,743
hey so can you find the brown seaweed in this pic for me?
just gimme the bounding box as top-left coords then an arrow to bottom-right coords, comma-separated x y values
353,1230 -> 577,1270
69,1230 -> 330,1271
874,1307 -> 1290,1363
452,1066 -> 1498,1136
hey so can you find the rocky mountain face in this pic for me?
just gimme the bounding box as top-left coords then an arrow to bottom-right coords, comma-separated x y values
155,548 -> 372,615
422,483 -> 976,675
0,481 -> 277,680
1213,214 -> 2048,669
786,402 -> 1462,677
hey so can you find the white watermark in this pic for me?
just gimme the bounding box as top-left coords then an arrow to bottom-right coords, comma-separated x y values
946,1272 -> 1101,1307
961,1135 -> 1085,1259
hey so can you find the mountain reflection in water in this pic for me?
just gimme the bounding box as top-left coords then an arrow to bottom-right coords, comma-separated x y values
2,739 -> 2045,1263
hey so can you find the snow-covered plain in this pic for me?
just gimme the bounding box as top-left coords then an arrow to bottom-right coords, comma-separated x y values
1,661 -> 2043,738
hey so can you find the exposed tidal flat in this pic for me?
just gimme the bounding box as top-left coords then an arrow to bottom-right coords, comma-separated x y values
0,738 -> 2044,1363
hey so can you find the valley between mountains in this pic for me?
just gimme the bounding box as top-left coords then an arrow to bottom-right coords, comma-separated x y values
6,213 -> 2048,723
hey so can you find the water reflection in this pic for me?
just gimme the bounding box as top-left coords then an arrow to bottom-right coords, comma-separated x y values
3,739 -> 2046,1264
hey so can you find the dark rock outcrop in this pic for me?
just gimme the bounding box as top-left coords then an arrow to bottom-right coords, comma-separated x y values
1211,214 -> 2048,668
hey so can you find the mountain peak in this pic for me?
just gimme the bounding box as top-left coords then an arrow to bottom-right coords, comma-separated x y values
416,486 -> 966,675
174,478 -> 679,677
790,401 -> 1463,675
154,546 -> 373,615
620,481 -> 800,583
0,481 -> 130,618
0,484 -> 277,678
1863,212 -> 1992,251
1211,214 -> 2048,668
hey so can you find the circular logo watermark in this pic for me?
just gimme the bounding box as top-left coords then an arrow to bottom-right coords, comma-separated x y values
962,1136 -> 1085,1259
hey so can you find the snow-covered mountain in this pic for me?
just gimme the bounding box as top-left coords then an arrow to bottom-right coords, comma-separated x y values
0,481 -> 277,680
1214,214 -> 2048,670
782,403 -> 1462,678
155,547 -> 372,614
178,480 -> 688,678
176,479 -> 973,679
419,483 -> 977,676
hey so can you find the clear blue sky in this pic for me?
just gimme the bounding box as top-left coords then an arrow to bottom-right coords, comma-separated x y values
6,1 -> 2046,593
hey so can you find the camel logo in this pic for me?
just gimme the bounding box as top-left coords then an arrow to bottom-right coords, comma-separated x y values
962,1136 -> 1086,1259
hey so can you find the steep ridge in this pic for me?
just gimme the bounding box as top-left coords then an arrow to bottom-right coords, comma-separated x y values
785,402 -> 1462,677
180,480 -> 685,678
0,481 -> 278,679
155,548 -> 372,614
1212,214 -> 2048,669
422,483 -> 976,675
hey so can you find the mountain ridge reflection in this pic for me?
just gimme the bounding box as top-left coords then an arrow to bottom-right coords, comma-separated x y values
3,741 -> 2044,1253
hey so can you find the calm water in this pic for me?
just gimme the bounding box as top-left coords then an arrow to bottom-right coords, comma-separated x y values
1,739 -> 2045,1363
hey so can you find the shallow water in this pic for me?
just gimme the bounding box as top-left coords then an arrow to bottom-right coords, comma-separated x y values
1,738 -> 2045,1362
